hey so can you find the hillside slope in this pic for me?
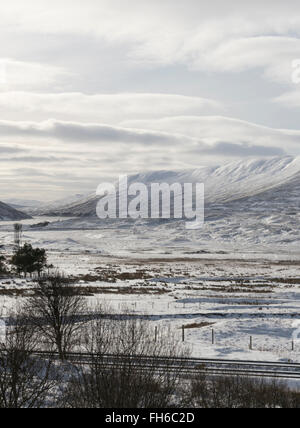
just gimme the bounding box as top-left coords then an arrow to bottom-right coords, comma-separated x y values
38,156 -> 300,217
0,201 -> 32,221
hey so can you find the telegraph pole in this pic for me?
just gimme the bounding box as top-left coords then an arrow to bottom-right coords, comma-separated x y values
14,223 -> 22,250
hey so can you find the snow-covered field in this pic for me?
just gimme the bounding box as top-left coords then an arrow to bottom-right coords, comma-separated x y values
0,214 -> 299,257
0,238 -> 299,363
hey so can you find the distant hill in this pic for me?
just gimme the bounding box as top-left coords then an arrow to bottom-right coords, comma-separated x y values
0,201 -> 32,221
2,198 -> 42,210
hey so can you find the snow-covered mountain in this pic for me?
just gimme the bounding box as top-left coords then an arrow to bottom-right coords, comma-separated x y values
28,193 -> 92,216
12,156 -> 299,252
0,201 -> 32,221
3,198 -> 42,210
38,156 -> 300,218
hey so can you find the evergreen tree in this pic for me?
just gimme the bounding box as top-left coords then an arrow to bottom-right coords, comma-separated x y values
11,244 -> 47,277
0,256 -> 6,274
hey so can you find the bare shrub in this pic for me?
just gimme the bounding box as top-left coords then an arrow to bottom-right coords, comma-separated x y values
64,306 -> 189,408
25,272 -> 86,360
189,374 -> 300,408
0,312 -> 58,408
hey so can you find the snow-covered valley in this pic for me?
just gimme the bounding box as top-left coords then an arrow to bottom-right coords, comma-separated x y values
0,253 -> 299,363
0,156 -> 299,363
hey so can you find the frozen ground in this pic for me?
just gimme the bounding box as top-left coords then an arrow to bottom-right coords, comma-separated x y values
0,240 -> 299,363
0,215 -> 299,257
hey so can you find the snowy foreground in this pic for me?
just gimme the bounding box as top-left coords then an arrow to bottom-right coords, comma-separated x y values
0,222 -> 299,364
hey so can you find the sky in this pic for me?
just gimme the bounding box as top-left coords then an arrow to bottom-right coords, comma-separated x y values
1,0 -> 300,201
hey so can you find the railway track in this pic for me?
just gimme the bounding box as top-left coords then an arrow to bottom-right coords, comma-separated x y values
32,351 -> 300,380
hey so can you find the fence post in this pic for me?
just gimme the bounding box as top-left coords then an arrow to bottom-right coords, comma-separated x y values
212,329 -> 215,345
182,325 -> 185,342
292,340 -> 294,352
155,326 -> 158,343
250,336 -> 253,350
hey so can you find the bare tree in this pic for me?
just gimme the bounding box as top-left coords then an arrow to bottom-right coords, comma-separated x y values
0,313 -> 57,408
25,273 -> 86,360
64,307 -> 190,408
189,374 -> 300,408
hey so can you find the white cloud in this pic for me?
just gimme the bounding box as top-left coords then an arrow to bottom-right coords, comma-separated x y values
0,58 -> 69,91
0,92 -> 221,123
274,90 -> 300,108
122,116 -> 300,155
0,117 -> 294,157
2,1 -> 300,83
0,118 -> 194,146
192,37 -> 300,84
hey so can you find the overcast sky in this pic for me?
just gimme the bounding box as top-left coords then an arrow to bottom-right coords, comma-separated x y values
1,0 -> 300,201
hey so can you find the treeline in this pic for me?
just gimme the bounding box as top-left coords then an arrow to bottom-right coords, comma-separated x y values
0,243 -> 52,277
0,273 -> 299,408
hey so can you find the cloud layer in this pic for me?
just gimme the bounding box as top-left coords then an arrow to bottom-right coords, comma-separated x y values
2,1 -> 300,82
0,1 -> 300,200
0,92 -> 221,122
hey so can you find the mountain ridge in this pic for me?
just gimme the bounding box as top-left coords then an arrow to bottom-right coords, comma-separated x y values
34,156 -> 300,217
0,201 -> 32,221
